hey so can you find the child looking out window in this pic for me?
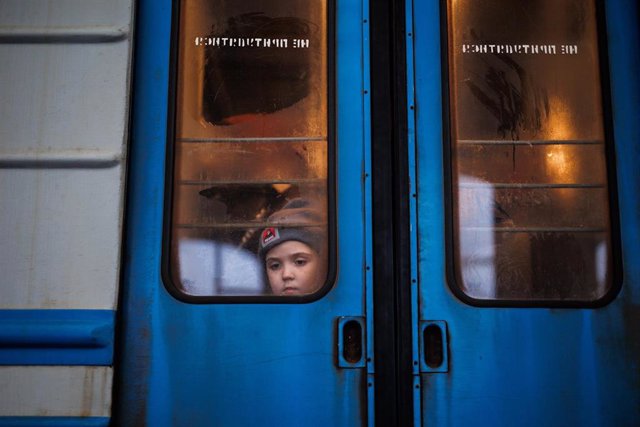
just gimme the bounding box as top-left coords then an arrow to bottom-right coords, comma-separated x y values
259,199 -> 327,295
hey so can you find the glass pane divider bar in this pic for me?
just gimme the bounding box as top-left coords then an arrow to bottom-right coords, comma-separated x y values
462,226 -> 607,233
457,139 -> 602,145
178,137 -> 327,143
178,178 -> 326,185
176,222 -> 327,229
458,183 -> 606,189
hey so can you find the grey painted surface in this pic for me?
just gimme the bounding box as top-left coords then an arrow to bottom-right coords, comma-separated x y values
0,0 -> 134,418
0,366 -> 113,416
0,0 -> 131,39
0,0 -> 134,310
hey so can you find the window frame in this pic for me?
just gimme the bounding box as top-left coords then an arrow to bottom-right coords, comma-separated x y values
161,0 -> 338,304
440,0 -> 623,308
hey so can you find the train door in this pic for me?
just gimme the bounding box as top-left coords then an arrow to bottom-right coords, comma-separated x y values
412,0 -> 640,425
115,0 -> 373,425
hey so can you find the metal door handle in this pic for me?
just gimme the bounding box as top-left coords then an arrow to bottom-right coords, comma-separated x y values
420,320 -> 449,373
337,317 -> 365,368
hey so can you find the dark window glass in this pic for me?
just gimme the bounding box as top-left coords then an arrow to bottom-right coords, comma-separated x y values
168,0 -> 330,297
446,0 -> 614,302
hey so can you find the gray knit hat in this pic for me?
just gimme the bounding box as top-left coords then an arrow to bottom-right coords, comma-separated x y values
259,198 -> 326,259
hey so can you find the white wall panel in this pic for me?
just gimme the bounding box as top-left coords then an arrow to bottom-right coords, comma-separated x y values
0,41 -> 130,156
0,0 -> 135,420
0,167 -> 123,309
0,0 -> 134,310
0,367 -> 112,417
0,0 -> 131,33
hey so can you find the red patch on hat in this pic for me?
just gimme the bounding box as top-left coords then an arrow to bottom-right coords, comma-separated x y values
261,227 -> 280,247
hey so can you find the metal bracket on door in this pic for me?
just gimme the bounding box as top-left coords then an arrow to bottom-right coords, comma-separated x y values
337,316 -> 366,368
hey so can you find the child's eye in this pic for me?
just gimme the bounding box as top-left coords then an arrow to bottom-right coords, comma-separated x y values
267,262 -> 281,271
294,258 -> 308,266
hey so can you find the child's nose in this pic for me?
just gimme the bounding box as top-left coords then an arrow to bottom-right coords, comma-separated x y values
282,264 -> 295,280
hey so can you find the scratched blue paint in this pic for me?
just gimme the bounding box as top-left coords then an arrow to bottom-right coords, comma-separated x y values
0,417 -> 110,427
404,0 -> 422,424
0,417 -> 109,427
362,0 -> 376,390
114,0 -> 370,425
0,310 -> 114,365
413,0 -> 640,426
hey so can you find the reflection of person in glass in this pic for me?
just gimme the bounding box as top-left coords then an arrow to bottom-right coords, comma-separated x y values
259,199 -> 326,295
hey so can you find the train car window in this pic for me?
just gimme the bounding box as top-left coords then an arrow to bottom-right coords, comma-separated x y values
165,0 -> 331,299
445,0 -> 617,304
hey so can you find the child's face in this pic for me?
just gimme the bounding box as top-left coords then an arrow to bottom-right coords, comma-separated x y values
265,240 -> 324,295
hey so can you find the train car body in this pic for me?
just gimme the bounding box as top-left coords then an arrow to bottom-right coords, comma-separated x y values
0,0 -> 638,426
0,0 -> 134,424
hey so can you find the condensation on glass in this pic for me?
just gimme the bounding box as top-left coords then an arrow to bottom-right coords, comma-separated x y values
447,0 -> 613,301
169,0 -> 329,297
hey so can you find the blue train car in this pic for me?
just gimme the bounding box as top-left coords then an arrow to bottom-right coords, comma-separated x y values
0,0 -> 638,426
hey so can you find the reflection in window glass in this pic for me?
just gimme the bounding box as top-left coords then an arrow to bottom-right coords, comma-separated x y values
447,0 -> 613,301
169,0 -> 329,297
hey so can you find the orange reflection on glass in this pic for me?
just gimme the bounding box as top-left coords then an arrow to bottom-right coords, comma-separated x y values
543,96 -> 576,140
545,145 -> 573,183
